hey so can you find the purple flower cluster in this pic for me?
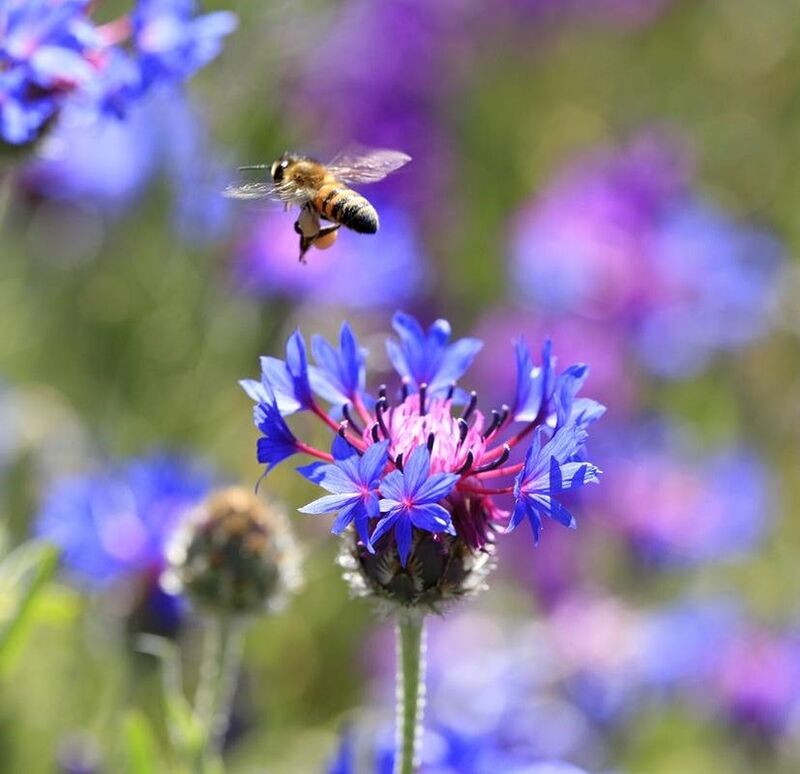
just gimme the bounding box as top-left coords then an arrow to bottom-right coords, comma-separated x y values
509,133 -> 783,377
0,0 -> 236,146
588,421 -> 771,566
242,313 -> 604,568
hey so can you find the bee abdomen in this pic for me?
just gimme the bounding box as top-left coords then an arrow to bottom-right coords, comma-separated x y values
314,185 -> 379,234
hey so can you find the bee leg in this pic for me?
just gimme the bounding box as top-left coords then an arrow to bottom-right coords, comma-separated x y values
317,224 -> 340,238
298,234 -> 314,264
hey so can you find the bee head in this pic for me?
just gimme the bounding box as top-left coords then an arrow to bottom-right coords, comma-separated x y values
270,152 -> 302,183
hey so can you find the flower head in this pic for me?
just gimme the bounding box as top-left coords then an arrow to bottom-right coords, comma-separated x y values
242,312 -> 603,609
164,486 -> 302,615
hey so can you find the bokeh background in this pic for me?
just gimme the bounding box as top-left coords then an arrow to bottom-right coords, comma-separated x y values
2,0 -> 800,772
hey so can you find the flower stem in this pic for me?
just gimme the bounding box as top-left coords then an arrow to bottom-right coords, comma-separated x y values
194,614 -> 244,771
394,612 -> 426,774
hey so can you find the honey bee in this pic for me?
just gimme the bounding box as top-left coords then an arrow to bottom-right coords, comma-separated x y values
224,147 -> 411,263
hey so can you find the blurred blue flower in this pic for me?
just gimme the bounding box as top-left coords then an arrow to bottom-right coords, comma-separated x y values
509,133 -> 782,377
21,88 -> 231,241
231,202 -> 427,308
0,0 -> 236,146
132,0 -> 237,88
34,451 -> 214,586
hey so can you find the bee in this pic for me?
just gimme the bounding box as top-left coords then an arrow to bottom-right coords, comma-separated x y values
224,147 -> 411,263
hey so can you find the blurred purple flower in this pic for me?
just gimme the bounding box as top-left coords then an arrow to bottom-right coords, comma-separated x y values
231,202 -> 427,308
34,451 -> 214,586
509,133 -> 782,377
590,421 -> 771,566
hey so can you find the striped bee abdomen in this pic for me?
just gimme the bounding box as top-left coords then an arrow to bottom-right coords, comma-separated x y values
313,184 -> 379,234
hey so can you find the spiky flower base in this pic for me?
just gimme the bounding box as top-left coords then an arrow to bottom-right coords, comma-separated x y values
165,487 -> 301,616
339,529 -> 495,615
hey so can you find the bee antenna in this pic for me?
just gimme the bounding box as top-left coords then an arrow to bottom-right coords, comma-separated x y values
238,164 -> 270,171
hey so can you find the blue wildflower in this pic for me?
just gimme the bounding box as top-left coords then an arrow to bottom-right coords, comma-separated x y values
132,0 -> 237,88
34,451 -> 213,586
371,446 -> 458,566
298,437 -> 389,548
243,312 -> 603,605
386,311 -> 482,397
510,424 -> 601,541
308,321 -> 368,408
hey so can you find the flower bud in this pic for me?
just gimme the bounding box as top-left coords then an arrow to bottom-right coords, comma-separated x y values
164,487 -> 301,615
339,528 -> 495,615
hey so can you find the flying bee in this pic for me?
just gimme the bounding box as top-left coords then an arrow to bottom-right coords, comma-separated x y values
223,147 -> 411,263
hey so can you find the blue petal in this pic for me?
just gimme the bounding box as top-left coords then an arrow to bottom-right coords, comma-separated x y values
297,461 -> 331,484
408,503 -> 455,534
395,514 -> 413,566
371,510 -> 399,545
298,493 -> 360,514
432,336 -> 483,391
402,445 -> 431,495
530,494 -> 577,529
415,471 -> 460,504
379,469 -> 406,502
359,440 -> 390,485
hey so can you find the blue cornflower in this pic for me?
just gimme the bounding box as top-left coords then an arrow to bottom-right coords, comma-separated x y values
34,451 -> 213,586
308,321 -> 367,408
241,329 -> 315,415
371,446 -> 459,566
255,399 -> 299,472
510,424 -> 601,541
132,0 -> 237,88
243,312 -> 603,606
298,437 -> 390,549
386,311 -> 482,397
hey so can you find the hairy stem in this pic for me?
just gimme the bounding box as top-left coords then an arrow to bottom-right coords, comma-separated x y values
194,615 -> 244,771
394,612 -> 426,774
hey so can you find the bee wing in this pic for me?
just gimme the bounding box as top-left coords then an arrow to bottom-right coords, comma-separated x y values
223,180 -> 307,204
326,147 -> 411,185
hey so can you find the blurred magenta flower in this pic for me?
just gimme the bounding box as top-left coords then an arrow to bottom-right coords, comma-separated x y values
509,133 -> 783,377
590,421 -> 771,566
34,451 -> 214,586
231,202 -> 426,307
0,0 -> 236,146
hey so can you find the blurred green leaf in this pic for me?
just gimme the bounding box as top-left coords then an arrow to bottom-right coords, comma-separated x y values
0,540 -> 59,674
122,709 -> 160,774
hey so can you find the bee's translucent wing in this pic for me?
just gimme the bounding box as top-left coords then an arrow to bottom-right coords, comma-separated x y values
223,180 -> 305,204
223,181 -> 276,200
326,147 -> 411,185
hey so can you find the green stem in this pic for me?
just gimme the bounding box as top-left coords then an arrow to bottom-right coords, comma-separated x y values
194,615 -> 244,772
394,612 -> 426,774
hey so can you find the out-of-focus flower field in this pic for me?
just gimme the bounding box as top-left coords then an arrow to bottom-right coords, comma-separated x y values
2,1 -> 800,772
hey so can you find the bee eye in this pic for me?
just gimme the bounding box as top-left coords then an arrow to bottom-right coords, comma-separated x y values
272,163 -> 285,183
